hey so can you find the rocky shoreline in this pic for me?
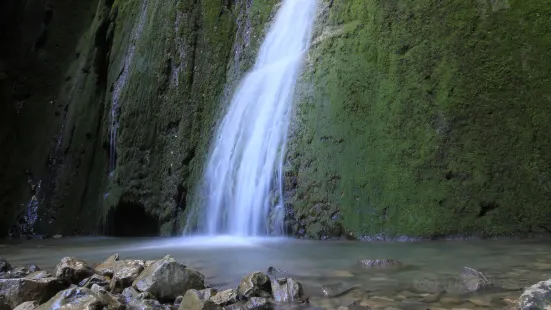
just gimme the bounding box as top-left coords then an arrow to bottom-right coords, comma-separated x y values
0,255 -> 550,310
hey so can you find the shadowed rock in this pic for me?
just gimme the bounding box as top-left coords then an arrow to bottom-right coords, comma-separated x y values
0,277 -> 66,308
238,272 -> 271,298
54,257 -> 95,284
36,286 -> 123,310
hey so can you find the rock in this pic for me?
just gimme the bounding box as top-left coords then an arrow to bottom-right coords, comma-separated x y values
0,297 -> 10,310
132,255 -> 205,301
13,301 -> 38,310
4,265 -> 41,279
24,271 -> 53,280
271,278 -> 304,302
128,299 -> 170,310
144,260 -> 157,268
0,258 -> 11,273
224,298 -> 272,310
0,277 -> 66,308
357,259 -> 402,270
122,286 -> 156,301
36,286 -> 122,310
95,254 -> 120,276
320,283 -> 358,297
238,272 -> 271,298
517,279 -> 551,310
52,234 -> 63,239
179,289 -> 221,310
109,260 -> 145,293
90,284 -> 125,309
54,257 -> 95,284
79,274 -> 110,289
460,267 -> 493,292
174,295 -> 184,308
209,289 -> 237,306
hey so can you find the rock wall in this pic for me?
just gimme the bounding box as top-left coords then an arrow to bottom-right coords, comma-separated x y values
286,0 -> 551,239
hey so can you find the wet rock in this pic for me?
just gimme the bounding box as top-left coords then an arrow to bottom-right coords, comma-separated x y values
224,298 -> 272,310
4,265 -> 41,279
128,299 -> 170,310
90,284 -> 125,309
25,271 -> 53,280
210,288 -> 237,306
95,254 -> 120,276
132,255 -> 205,301
271,278 -> 304,302
357,259 -> 402,270
179,289 -> 221,310
122,286 -> 157,301
79,274 -> 110,289
0,277 -> 66,308
54,257 -> 95,284
517,279 -> 551,310
36,286 -> 122,310
0,258 -> 11,273
13,301 -> 38,310
238,272 -> 271,298
109,260 -> 145,293
320,283 -> 358,297
460,267 -> 493,292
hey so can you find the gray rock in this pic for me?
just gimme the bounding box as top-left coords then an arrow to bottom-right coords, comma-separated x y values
320,283 -> 358,297
123,286 -> 141,300
109,260 -> 145,293
36,286 -> 123,310
95,253 -> 120,277
271,278 -> 304,303
90,284 -> 125,309
13,301 -> 38,310
132,255 -> 205,301
238,272 -> 271,298
54,257 -> 95,284
357,259 -> 402,269
209,289 -> 236,306
518,279 -> 551,310
460,267 -> 493,292
0,258 -> 11,273
78,274 -> 110,289
179,289 -> 221,310
128,299 -> 171,310
0,277 -> 66,308
224,298 -> 272,310
3,265 -> 41,279
24,271 -> 52,280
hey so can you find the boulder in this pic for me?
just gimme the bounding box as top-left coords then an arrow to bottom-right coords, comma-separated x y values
54,257 -> 95,284
224,298 -> 271,310
237,272 -> 271,298
78,274 -> 110,289
271,278 -> 304,302
13,301 -> 38,310
179,289 -> 221,310
460,267 -> 493,292
132,255 -> 205,301
209,289 -> 237,306
517,279 -> 551,310
95,254 -> 120,277
90,284 -> 125,309
4,265 -> 41,279
109,260 -> 145,293
25,271 -> 53,280
127,299 -> 170,310
122,286 -> 156,301
36,286 -> 123,310
0,277 -> 66,308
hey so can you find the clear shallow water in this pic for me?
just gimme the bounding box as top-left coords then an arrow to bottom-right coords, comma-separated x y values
2,237 -> 551,309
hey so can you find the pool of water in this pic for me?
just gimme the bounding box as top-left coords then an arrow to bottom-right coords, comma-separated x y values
2,236 -> 551,309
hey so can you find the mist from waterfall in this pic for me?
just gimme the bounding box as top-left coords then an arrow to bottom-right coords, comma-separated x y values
201,0 -> 318,236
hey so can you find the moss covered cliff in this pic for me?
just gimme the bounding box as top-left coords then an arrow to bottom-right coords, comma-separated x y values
286,0 -> 551,239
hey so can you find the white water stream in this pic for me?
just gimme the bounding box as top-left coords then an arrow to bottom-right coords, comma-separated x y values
202,0 -> 318,236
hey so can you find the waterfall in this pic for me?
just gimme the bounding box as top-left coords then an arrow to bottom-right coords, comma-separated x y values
202,0 -> 318,236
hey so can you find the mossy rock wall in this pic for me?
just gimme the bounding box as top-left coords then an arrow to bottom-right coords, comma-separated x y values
286,0 -> 551,239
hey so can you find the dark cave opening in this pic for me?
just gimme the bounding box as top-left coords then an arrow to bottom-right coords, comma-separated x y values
105,202 -> 159,236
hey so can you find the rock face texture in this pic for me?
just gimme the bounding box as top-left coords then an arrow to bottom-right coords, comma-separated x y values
1,0 -> 551,238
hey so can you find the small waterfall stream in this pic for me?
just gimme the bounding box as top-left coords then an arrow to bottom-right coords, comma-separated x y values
202,0 -> 318,236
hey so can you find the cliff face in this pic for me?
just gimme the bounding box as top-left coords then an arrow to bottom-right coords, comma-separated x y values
2,0 -> 551,239
286,0 -> 551,239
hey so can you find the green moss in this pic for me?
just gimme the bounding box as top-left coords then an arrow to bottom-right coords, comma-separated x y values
289,0 -> 551,238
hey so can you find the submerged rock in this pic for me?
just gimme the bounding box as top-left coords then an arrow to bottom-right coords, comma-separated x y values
320,282 -> 358,297
517,279 -> 551,310
460,267 -> 493,292
54,257 -> 95,284
271,278 -> 304,302
179,289 -> 221,310
238,272 -> 271,298
357,259 -> 402,270
36,286 -> 123,310
0,277 -> 66,308
132,255 -> 205,301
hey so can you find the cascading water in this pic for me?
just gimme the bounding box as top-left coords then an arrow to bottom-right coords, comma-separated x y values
202,0 -> 318,236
